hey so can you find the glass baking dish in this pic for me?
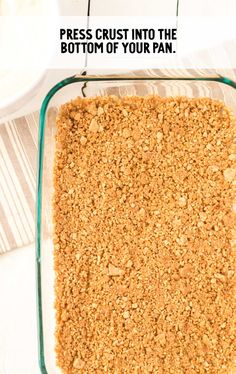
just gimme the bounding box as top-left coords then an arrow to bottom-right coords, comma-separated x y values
36,72 -> 236,373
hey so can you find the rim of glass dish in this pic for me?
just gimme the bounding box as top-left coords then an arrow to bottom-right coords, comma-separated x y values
36,73 -> 236,373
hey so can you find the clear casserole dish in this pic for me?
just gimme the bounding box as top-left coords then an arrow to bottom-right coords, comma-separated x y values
36,72 -> 236,373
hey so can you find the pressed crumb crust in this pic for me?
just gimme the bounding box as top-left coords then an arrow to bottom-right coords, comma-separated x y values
53,95 -> 236,374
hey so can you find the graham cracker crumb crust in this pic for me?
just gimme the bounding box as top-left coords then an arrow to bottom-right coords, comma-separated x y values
53,95 -> 236,373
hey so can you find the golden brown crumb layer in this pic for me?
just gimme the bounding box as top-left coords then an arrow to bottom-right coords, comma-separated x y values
54,95 -> 236,374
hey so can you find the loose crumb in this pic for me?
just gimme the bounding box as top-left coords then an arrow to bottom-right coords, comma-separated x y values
89,118 -> 99,133
108,263 -> 124,276
54,95 -> 236,374
224,168 -> 236,182
79,135 -> 87,145
73,358 -> 85,369
123,311 -> 130,319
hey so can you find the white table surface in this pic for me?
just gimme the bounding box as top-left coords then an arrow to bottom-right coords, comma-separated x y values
0,244 -> 39,374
